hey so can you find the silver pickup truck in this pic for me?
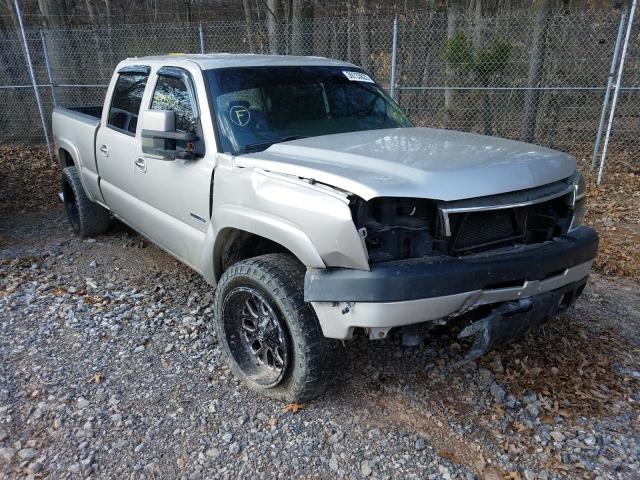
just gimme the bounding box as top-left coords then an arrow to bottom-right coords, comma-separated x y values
53,54 -> 598,401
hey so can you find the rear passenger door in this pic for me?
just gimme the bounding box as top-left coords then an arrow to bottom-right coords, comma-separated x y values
96,65 -> 149,229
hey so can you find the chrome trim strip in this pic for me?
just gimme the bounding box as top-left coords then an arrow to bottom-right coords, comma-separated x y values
440,184 -> 575,237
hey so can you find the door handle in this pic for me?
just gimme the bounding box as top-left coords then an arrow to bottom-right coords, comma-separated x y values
99,144 -> 109,156
135,157 -> 147,173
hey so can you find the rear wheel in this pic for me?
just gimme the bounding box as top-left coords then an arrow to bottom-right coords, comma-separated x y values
213,254 -> 342,402
62,166 -> 109,238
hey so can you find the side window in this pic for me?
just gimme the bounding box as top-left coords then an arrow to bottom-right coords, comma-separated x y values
108,72 -> 148,134
150,75 -> 197,134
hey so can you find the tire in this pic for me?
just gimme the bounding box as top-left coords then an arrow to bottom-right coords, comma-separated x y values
213,254 -> 342,402
62,166 -> 110,238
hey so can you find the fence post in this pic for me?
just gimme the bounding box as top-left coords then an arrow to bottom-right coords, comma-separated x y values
199,23 -> 206,54
390,15 -> 399,99
591,7 -> 627,171
598,0 -> 637,185
14,0 -> 53,161
40,30 -> 57,108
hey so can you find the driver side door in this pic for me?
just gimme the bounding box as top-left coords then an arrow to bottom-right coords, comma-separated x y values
133,67 -> 211,270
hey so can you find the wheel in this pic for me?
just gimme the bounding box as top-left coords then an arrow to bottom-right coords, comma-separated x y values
61,166 -> 109,238
213,254 -> 342,402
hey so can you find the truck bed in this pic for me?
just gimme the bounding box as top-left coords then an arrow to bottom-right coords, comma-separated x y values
65,106 -> 103,120
52,107 -> 103,202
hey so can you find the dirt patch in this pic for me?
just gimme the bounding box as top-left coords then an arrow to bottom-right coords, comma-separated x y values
369,391 -> 509,479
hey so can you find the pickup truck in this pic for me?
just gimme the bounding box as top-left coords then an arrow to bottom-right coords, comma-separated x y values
52,54 -> 598,402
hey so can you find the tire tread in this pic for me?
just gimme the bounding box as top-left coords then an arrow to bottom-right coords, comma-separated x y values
62,166 -> 109,237
213,254 -> 341,402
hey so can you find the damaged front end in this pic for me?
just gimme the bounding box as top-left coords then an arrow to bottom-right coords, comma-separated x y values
308,181 -> 597,359
456,277 -> 588,362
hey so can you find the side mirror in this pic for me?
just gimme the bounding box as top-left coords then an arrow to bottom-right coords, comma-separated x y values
142,109 -> 175,132
140,110 -> 199,160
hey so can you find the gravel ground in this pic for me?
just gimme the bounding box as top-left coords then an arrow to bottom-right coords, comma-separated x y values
1,207 -> 639,480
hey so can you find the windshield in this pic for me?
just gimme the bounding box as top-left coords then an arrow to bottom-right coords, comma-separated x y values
205,66 -> 412,154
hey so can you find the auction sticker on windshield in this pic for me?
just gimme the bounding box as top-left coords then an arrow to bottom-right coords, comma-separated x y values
342,71 -> 374,83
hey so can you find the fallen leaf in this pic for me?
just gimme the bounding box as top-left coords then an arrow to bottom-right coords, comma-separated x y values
88,372 -> 104,384
282,402 -> 304,414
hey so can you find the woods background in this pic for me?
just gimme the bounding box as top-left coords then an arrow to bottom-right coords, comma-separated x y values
0,0 -> 637,178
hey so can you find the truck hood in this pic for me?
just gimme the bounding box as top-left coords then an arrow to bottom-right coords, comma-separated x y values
235,127 -> 576,201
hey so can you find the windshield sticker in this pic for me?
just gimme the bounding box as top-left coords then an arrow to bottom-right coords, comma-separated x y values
342,70 -> 374,83
230,105 -> 250,126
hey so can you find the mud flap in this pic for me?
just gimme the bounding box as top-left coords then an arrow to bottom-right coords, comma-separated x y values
457,277 -> 587,363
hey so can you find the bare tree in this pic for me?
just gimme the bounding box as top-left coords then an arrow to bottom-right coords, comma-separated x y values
291,0 -> 303,55
357,0 -> 370,72
37,0 -> 68,27
520,0 -> 552,143
84,0 -> 108,79
242,0 -> 255,52
445,0 -> 461,126
346,1 -> 352,62
266,0 -> 279,54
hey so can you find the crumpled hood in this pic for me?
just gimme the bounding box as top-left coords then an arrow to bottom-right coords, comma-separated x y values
235,127 -> 576,201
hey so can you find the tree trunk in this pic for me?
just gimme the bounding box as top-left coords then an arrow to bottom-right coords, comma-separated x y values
347,2 -> 352,63
291,0 -> 303,55
445,0 -> 461,126
37,0 -> 71,106
357,0 -> 371,73
37,0 -> 67,27
330,17 -> 340,60
242,0 -> 255,53
266,0 -> 279,55
470,0 -> 482,49
0,1 -> 23,88
520,0 -> 552,143
85,0 -> 107,81
419,0 -> 436,85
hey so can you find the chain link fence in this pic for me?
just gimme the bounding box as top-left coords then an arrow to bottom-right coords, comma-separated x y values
0,8 -> 637,181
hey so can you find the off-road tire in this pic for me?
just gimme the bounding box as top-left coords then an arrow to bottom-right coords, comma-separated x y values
213,254 -> 342,402
62,166 -> 109,237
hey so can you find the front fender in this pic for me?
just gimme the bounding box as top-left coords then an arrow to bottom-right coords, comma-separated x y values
200,166 -> 370,284
200,204 -> 326,284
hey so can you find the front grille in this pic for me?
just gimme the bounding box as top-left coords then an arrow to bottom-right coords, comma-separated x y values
437,194 -> 572,255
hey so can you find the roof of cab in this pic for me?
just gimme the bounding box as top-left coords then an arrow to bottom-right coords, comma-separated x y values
121,53 -> 357,70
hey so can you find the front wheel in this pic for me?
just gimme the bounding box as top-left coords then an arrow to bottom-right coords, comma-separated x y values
212,254 -> 342,402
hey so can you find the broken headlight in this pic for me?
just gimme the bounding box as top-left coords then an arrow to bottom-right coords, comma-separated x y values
350,196 -> 436,263
569,171 -> 587,231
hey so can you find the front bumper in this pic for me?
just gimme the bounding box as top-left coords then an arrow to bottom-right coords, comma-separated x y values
306,226 -> 598,339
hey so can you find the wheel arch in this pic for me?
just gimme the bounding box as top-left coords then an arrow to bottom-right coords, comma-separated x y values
58,147 -> 75,168
200,205 -> 326,284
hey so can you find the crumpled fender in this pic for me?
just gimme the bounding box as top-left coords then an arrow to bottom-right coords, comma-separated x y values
199,166 -> 369,284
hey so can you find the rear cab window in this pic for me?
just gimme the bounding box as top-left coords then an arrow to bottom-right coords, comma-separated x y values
107,65 -> 150,135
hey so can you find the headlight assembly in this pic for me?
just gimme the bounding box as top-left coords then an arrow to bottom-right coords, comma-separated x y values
569,171 -> 587,231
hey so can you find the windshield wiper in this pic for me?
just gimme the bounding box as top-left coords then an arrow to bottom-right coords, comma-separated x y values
241,135 -> 307,153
